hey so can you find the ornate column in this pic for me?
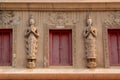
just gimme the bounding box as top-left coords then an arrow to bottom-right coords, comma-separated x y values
83,14 -> 97,68
25,15 -> 39,68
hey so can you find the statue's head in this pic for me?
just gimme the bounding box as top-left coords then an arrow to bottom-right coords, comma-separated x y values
86,14 -> 93,27
29,15 -> 35,26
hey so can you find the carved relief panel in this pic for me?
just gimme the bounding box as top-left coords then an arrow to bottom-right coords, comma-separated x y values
83,14 -> 97,68
25,16 -> 39,68
47,12 -> 77,26
0,11 -> 21,26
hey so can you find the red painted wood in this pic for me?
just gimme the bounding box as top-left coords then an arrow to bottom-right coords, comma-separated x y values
0,32 -> 2,64
108,29 -> 120,66
118,32 -> 120,64
52,32 -> 60,65
49,30 -> 72,66
60,32 -> 72,65
0,29 -> 12,66
109,32 -> 118,65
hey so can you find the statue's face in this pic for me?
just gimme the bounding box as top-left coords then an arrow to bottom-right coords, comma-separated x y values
87,18 -> 92,26
30,19 -> 35,25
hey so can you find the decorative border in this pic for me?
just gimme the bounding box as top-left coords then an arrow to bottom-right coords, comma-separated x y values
43,24 -> 76,68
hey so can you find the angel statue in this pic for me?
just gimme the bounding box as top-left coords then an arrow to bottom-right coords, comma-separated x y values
83,15 -> 97,68
25,15 -> 39,68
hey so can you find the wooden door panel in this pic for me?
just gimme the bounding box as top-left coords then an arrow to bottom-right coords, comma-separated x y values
118,33 -> 120,64
109,32 -> 119,65
3,32 -> 11,65
0,30 -> 12,66
51,33 -> 60,65
0,33 -> 2,65
60,33 -> 69,65
50,30 -> 72,66
117,32 -> 120,64
68,33 -> 72,65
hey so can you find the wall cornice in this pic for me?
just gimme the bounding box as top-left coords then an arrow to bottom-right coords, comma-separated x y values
0,0 -> 120,3
0,2 -> 120,11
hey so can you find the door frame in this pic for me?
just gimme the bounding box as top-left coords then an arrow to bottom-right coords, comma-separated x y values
103,17 -> 120,68
44,24 -> 76,68
49,30 -> 72,66
0,26 -> 17,67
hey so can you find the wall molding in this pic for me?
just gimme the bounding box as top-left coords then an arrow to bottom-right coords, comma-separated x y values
0,3 -> 120,11
0,69 -> 120,79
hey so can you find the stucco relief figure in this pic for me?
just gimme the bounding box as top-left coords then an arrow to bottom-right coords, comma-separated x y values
25,16 -> 39,68
83,15 -> 97,68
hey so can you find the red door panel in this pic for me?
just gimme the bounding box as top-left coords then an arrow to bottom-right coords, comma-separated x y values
60,32 -> 71,65
3,32 -> 11,65
51,32 -> 60,65
0,32 -> 2,64
0,30 -> 12,66
118,33 -> 120,64
50,30 -> 72,66
108,29 -> 120,66
109,32 -> 119,65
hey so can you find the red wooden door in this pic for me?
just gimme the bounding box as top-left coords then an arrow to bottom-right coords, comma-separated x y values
0,29 -> 12,66
108,29 -> 120,66
49,30 -> 72,66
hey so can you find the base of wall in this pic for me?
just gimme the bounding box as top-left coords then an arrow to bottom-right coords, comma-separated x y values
0,69 -> 120,79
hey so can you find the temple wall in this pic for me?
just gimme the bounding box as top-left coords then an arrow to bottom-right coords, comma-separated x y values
0,1 -> 120,79
0,11 -> 114,68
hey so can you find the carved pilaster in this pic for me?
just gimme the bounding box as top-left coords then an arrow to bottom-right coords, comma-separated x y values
25,15 -> 39,68
83,14 -> 97,68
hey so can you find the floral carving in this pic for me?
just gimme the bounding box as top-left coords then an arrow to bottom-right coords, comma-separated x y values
0,11 -> 21,26
104,11 -> 120,26
25,15 -> 39,68
47,12 -> 77,26
83,14 -> 97,68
